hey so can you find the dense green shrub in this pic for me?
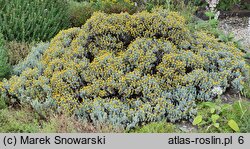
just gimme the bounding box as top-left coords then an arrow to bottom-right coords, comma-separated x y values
68,0 -> 196,27
0,0 -> 70,42
130,0 -> 170,7
68,0 -> 136,27
91,0 -> 136,13
6,41 -> 32,65
217,0 -> 241,11
68,1 -> 96,27
0,33 -> 10,80
143,0 -> 181,12
0,9 -> 248,129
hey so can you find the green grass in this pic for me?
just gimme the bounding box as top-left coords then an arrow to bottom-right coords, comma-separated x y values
0,104 -> 110,133
0,107 -> 40,133
130,121 -> 177,133
40,114 -> 97,133
227,100 -> 250,133
0,99 -> 249,133
0,97 -> 7,110
242,63 -> 250,99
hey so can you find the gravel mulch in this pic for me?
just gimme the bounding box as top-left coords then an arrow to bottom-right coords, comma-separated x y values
219,17 -> 250,50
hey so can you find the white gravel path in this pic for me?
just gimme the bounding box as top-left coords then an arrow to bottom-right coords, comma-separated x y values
219,17 -> 250,50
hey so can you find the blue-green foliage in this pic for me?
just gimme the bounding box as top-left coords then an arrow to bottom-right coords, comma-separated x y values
13,43 -> 50,75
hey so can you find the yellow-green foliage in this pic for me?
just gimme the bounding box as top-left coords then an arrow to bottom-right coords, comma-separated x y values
0,9 -> 248,129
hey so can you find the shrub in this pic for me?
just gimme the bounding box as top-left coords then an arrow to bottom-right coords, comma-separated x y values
91,0 -> 135,13
131,0 -> 170,10
5,41 -> 31,65
68,0 -> 136,27
0,9 -> 248,130
217,0 -> 241,11
13,43 -> 50,75
0,0 -> 70,42
68,1 -> 96,27
0,33 -> 10,80
67,0 -> 196,28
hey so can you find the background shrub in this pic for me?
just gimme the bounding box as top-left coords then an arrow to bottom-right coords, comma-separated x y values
5,41 -> 32,66
217,0 -> 241,11
0,9 -> 248,130
68,0 -> 136,27
92,0 -> 136,14
67,0 -> 197,28
68,1 -> 96,27
0,33 -> 10,80
0,0 -> 70,42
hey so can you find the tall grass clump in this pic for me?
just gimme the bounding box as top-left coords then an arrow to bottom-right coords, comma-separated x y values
0,0 -> 70,42
0,33 -> 10,80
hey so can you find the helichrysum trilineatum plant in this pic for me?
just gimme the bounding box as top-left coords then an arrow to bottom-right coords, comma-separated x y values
0,8 -> 248,129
